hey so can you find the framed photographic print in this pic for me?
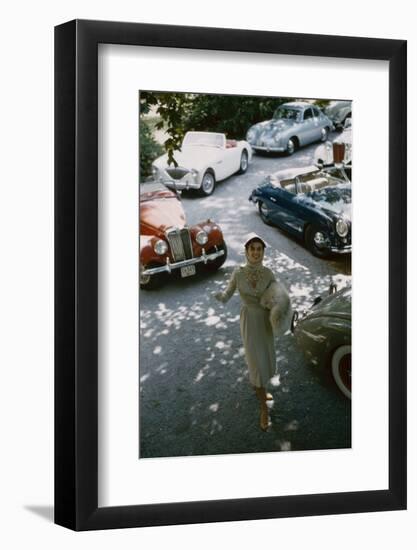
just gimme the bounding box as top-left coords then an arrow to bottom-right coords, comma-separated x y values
55,20 -> 406,530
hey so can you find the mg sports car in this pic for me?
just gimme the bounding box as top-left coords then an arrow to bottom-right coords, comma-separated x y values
140,181 -> 227,289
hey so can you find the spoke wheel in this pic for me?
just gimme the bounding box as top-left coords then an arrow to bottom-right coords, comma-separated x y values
140,263 -> 168,290
331,345 -> 351,399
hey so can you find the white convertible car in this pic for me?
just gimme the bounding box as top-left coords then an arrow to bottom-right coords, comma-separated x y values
151,131 -> 252,196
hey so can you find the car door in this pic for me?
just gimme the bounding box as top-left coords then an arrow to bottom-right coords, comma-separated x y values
266,181 -> 301,237
311,106 -> 325,141
289,180 -> 317,233
221,141 -> 242,177
300,107 -> 316,145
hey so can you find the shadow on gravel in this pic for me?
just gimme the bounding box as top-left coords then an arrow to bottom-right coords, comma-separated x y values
139,138 -> 351,458
139,249 -> 351,459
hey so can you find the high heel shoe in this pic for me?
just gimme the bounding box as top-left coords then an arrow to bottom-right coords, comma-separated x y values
260,406 -> 270,431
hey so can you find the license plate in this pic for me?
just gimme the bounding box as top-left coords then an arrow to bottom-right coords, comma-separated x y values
180,265 -> 196,278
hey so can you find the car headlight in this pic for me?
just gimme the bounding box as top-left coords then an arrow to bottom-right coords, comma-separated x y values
190,169 -> 198,179
336,218 -> 349,237
196,230 -> 208,245
246,128 -> 256,142
153,239 -> 168,255
274,134 -> 281,144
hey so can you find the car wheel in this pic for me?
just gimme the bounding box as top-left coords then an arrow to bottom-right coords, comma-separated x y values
203,242 -> 228,271
331,345 -> 351,399
305,224 -> 331,258
199,171 -> 216,196
258,201 -> 272,225
286,138 -> 296,155
140,263 -> 168,290
238,150 -> 249,174
320,127 -> 329,142
342,114 -> 352,127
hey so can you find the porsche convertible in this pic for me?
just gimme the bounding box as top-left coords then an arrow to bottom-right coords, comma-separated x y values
249,165 -> 351,258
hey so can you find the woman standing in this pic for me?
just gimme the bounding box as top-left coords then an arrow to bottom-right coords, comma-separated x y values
214,234 -> 277,431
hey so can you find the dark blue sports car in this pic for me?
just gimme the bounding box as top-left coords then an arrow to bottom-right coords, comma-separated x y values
249,165 -> 351,258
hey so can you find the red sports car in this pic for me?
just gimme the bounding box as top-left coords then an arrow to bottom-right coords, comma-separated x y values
140,182 -> 227,289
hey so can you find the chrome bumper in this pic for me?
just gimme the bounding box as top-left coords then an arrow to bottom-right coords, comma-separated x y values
330,245 -> 351,254
156,176 -> 200,191
141,247 -> 225,276
251,145 -> 285,153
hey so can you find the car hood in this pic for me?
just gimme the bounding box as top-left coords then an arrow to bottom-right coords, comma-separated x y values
252,118 -> 296,134
324,101 -> 351,118
140,196 -> 186,234
154,146 -> 221,170
306,286 -> 352,321
309,184 -> 352,220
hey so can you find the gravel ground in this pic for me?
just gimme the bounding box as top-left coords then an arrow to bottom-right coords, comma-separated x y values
139,135 -> 351,459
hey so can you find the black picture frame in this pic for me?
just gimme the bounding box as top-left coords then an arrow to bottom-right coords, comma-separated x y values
55,19 -> 407,531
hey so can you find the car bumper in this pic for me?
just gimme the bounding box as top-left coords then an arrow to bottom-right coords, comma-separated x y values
251,145 -> 286,153
141,247 -> 225,276
154,172 -> 200,190
161,179 -> 201,191
330,244 -> 351,254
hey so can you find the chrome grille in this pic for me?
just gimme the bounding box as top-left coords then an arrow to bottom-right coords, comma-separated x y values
166,168 -> 189,180
166,228 -> 193,261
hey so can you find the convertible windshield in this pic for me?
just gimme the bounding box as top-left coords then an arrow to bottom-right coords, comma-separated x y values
273,107 -> 301,122
183,132 -> 224,148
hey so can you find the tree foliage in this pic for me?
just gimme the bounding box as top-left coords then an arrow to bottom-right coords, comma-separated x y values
139,119 -> 164,181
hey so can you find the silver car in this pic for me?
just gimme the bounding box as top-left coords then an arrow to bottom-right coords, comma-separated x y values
246,101 -> 333,155
324,100 -> 352,131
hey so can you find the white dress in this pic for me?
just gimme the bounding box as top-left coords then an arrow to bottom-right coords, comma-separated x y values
217,264 -> 276,387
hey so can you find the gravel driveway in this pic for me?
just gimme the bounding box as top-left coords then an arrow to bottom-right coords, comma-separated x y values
139,135 -> 351,458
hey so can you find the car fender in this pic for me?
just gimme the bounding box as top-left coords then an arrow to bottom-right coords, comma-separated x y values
198,166 -> 217,185
190,220 -> 225,253
236,140 -> 253,161
297,197 -> 336,233
294,315 -> 351,367
140,234 -> 168,266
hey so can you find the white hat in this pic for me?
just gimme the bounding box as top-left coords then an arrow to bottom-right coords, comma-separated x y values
243,232 -> 267,248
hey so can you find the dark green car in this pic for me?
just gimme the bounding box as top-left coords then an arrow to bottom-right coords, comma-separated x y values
292,285 -> 351,399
